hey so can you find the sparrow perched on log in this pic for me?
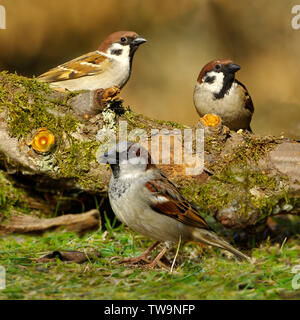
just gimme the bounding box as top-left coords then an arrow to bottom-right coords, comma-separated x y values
38,31 -> 147,91
98,141 -> 251,267
193,59 -> 254,132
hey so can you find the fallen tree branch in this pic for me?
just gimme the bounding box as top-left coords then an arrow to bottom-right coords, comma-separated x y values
0,209 -> 100,235
0,71 -> 299,232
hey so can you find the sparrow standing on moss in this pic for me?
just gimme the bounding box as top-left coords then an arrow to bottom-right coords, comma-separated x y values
38,31 -> 146,91
98,141 -> 251,267
194,59 -> 254,132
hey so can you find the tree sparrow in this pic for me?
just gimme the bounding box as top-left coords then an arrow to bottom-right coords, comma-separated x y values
38,31 -> 146,91
193,59 -> 254,132
98,141 -> 251,267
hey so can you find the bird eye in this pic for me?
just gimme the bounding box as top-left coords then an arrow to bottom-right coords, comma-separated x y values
215,64 -> 221,70
120,37 -> 127,43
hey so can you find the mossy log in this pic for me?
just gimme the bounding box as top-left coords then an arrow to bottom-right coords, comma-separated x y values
0,71 -> 299,232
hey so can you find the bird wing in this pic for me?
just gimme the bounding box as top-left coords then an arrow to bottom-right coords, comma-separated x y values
235,79 -> 254,113
37,51 -> 110,83
145,172 -> 212,231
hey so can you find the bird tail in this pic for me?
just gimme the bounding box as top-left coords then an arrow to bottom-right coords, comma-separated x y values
192,229 -> 252,262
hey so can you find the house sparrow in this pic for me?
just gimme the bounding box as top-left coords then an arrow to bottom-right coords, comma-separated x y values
98,141 -> 251,267
194,59 -> 254,132
38,31 -> 147,91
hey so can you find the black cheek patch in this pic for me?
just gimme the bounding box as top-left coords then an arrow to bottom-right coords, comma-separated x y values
204,76 -> 216,84
111,49 -> 122,56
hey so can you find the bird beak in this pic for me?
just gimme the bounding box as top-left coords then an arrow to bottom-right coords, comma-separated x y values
97,151 -> 116,164
227,63 -> 241,73
132,36 -> 147,46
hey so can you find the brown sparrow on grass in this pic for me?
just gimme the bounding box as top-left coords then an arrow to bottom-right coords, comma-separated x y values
38,31 -> 146,91
194,59 -> 254,132
98,141 -> 251,268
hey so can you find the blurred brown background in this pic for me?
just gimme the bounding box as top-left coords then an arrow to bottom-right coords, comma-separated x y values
0,0 -> 299,138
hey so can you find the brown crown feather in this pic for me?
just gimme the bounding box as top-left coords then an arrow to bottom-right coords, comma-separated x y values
197,59 -> 233,83
98,31 -> 139,52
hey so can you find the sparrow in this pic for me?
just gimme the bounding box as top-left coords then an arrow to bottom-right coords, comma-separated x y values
37,31 -> 147,91
193,59 -> 254,132
98,141 -> 251,267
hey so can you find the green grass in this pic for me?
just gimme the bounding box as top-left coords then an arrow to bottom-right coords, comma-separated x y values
0,224 -> 299,300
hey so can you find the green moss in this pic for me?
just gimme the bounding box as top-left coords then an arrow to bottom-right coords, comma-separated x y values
0,171 -> 26,218
154,119 -> 187,129
0,71 -> 79,139
120,109 -> 187,131
229,136 -> 277,163
55,138 -> 103,188
178,133 -> 286,225
0,72 -> 104,189
181,164 -> 290,225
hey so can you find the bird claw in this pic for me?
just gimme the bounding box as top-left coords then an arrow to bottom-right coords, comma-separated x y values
120,244 -> 169,270
119,255 -> 150,265
94,86 -> 122,107
118,241 -> 162,267
120,256 -> 169,270
101,86 -> 122,103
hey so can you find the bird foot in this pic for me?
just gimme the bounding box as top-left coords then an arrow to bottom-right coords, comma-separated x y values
142,246 -> 168,269
119,241 -> 160,265
94,86 -> 122,108
119,242 -> 170,270
101,86 -> 122,103
120,255 -> 150,265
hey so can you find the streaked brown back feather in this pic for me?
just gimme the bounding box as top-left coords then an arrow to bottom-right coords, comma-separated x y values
145,174 -> 212,231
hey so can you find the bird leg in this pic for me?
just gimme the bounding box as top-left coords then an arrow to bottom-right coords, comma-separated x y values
144,245 -> 168,269
120,241 -> 160,264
